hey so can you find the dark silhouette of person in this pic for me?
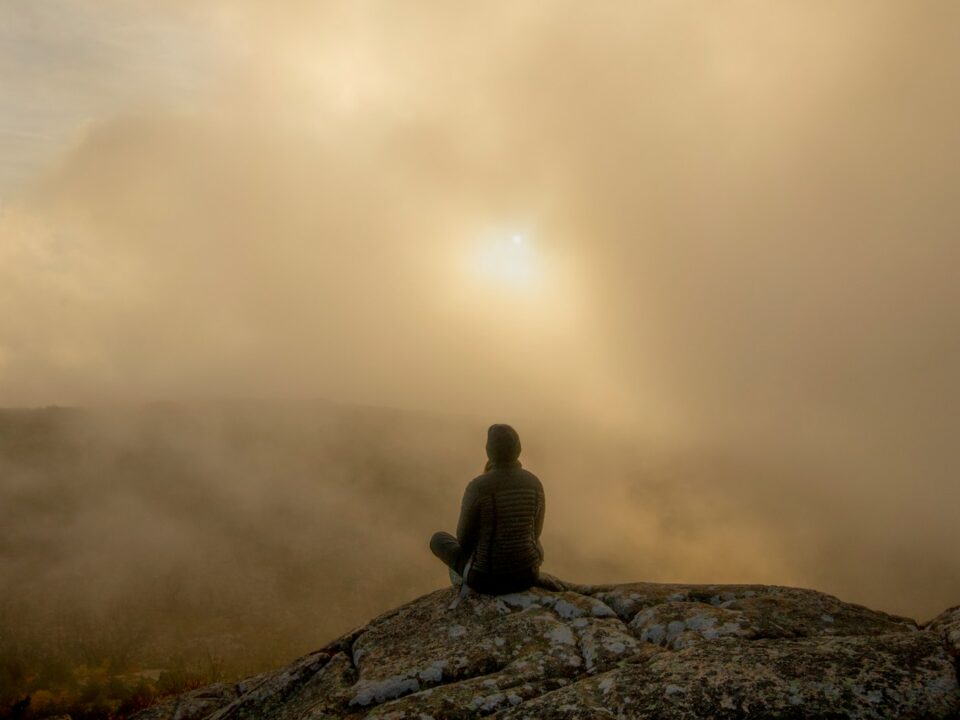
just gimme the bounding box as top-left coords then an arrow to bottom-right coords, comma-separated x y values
430,423 -> 545,595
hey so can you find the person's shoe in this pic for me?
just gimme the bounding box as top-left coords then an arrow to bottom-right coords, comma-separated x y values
448,571 -> 472,610
533,572 -> 566,592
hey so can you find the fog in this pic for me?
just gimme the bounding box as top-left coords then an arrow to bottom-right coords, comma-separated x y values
2,1 -> 960,707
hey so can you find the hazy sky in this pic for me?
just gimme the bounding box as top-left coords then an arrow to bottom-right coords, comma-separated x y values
2,2 -> 960,595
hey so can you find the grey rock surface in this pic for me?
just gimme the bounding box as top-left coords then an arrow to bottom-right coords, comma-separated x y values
133,579 -> 960,719
928,605 -> 960,658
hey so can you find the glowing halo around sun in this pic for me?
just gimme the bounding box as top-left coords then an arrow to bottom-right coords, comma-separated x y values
470,231 -> 540,290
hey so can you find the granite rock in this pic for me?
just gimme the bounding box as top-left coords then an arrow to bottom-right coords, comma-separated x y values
134,580 -> 960,719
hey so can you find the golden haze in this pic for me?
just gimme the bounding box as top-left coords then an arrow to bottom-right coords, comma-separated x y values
1,0 -> 959,664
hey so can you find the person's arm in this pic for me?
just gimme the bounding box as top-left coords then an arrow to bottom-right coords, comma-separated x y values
456,481 -> 481,556
534,482 -> 545,561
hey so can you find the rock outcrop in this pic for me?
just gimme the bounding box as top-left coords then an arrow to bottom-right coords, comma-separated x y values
135,580 -> 960,719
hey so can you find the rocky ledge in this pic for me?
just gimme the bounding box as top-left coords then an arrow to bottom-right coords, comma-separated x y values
135,579 -> 960,719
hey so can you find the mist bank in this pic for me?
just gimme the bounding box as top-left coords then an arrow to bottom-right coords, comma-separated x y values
2,401 -> 956,639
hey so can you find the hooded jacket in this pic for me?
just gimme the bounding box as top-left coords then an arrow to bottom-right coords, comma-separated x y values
456,425 -> 545,577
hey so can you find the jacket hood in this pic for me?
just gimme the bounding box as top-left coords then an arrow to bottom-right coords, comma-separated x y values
486,424 -> 521,464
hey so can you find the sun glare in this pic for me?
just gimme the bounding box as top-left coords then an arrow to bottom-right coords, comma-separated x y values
472,232 -> 539,289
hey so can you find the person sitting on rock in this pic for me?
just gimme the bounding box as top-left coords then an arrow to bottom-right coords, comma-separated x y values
430,423 -> 545,595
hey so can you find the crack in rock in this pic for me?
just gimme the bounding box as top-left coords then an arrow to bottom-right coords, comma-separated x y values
204,650 -> 334,720
363,662 -> 561,718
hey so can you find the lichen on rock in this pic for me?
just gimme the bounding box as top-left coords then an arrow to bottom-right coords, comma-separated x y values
928,605 -> 960,657
134,582 -> 960,720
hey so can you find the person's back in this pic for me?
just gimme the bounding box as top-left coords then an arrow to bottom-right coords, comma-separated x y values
464,462 -> 544,579
430,424 -> 545,595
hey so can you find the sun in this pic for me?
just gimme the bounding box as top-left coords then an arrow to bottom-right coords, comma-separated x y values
472,232 -> 539,289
